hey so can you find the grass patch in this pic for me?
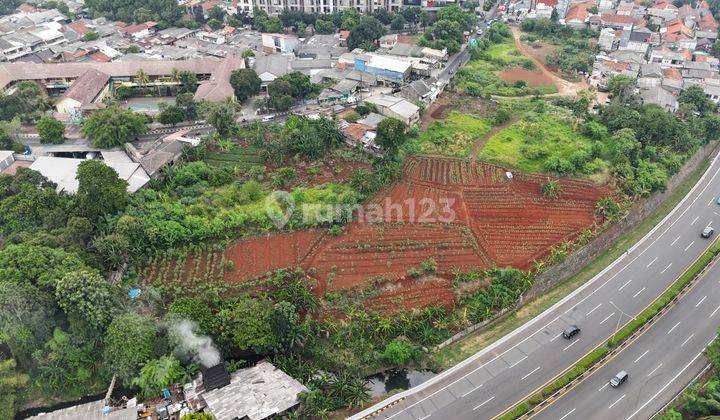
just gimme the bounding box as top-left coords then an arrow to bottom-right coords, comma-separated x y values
477,111 -> 607,180
205,145 -> 265,172
429,153 -> 712,370
416,112 -> 492,157
455,39 -> 557,97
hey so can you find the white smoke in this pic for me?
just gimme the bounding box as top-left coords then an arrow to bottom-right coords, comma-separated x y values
168,319 -> 221,368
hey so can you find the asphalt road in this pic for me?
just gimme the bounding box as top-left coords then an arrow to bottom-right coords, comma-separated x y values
350,150 -> 720,420
532,252 -> 720,420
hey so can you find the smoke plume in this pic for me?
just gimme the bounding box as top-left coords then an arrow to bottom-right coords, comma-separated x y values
168,319 -> 221,368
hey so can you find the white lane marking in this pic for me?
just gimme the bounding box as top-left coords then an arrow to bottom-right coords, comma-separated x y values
598,382 -> 609,392
661,263 -> 672,274
709,197 -> 716,206
586,303 -> 602,316
559,408 -> 577,420
692,216 -> 700,225
509,356 -> 528,368
609,394 -> 627,409
634,350 -> 649,364
711,305 -> 720,318
696,295 -> 707,307
473,396 -> 495,411
633,287 -> 646,298
521,366 -> 541,381
563,339 -> 580,352
418,415 -> 430,420
667,321 -> 681,334
618,279 -> 633,291
685,241 -> 695,252
681,334 -> 694,348
646,257 -> 658,268
550,332 -> 564,342
647,363 -> 663,377
670,235 -> 681,246
600,312 -> 616,325
461,383 -> 483,397
626,349 -> 707,420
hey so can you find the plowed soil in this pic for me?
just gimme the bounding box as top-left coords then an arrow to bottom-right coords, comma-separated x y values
148,156 -> 612,311
496,68 -> 555,87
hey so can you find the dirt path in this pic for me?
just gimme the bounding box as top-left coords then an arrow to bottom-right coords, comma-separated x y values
510,26 -> 589,97
470,117 -> 517,156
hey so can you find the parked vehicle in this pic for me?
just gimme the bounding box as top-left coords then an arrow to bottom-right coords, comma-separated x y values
609,371 -> 628,388
262,115 -> 276,122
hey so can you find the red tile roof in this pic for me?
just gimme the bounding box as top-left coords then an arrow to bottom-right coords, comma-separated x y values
537,0 -> 558,6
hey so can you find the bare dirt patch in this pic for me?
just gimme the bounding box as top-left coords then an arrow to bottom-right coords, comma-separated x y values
149,156 -> 611,312
496,68 -> 555,87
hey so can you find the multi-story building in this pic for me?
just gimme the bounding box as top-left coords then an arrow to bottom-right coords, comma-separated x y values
254,0 -> 402,16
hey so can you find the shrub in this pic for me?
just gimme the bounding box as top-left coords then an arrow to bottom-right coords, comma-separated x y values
382,339 -> 413,366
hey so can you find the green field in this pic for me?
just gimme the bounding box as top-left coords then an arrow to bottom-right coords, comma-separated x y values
417,112 -> 492,157
455,39 -> 558,97
205,145 -> 265,172
477,111 -> 609,181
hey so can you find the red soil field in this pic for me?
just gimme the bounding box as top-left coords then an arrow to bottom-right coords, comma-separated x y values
148,156 -> 612,311
496,68 -> 555,88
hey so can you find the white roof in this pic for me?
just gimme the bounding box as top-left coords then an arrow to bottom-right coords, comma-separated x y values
0,150 -> 13,162
29,156 -> 150,194
367,54 -> 412,73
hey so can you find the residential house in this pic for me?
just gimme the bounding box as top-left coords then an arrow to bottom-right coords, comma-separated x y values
261,33 -> 299,54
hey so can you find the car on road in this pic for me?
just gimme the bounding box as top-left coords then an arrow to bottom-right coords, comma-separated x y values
476,28 -> 484,35
562,325 -> 580,339
716,196 -> 720,204
261,115 -> 276,122
609,371 -> 628,388
702,226 -> 715,238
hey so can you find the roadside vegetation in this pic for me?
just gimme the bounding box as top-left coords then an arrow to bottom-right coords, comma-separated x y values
661,329 -> 720,418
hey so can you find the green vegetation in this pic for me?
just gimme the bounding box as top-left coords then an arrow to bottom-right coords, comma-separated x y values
478,105 -> 602,177
661,327 -> 720,418
419,6 -> 475,53
456,23 -> 557,97
0,81 -> 50,123
37,117 -> 65,144
520,18 -> 598,79
416,112 -> 491,157
85,0 -> 181,26
82,105 -> 148,148
431,141 -> 711,370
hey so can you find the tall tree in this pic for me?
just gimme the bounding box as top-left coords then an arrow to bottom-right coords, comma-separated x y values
199,99 -> 238,136
74,160 -> 129,222
103,313 -> 159,385
375,117 -> 407,155
229,68 -> 261,101
55,269 -> 117,329
37,116 -> 65,144
347,16 -> 385,51
82,106 -> 147,148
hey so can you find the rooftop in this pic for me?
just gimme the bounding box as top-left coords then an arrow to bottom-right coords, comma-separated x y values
202,361 -> 308,420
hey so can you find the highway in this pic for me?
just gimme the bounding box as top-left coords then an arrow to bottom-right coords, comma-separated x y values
532,252 -> 720,420
350,149 -> 720,420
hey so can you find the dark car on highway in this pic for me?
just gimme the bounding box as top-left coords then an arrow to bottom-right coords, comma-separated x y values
563,325 -> 580,339
702,226 -> 714,238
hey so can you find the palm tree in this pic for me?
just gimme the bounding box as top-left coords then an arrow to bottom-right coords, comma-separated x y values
134,68 -> 150,86
170,67 -> 180,83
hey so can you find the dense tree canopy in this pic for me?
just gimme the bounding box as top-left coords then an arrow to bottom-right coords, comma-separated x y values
37,117 -> 65,144
230,68 -> 262,101
82,106 -> 148,148
85,0 -> 181,24
347,16 -> 385,51
103,313 -> 160,385
75,160 -> 129,222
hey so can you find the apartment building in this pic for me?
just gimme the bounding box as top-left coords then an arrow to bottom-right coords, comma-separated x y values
254,0 -> 402,16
